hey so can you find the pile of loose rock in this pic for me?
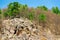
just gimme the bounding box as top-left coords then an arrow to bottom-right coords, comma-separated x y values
1,18 -> 56,40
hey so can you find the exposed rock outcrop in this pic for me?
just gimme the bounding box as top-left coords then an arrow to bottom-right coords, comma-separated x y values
1,18 -> 56,40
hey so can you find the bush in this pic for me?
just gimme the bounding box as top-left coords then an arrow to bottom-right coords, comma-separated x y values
52,7 -> 60,14
8,11 -> 14,17
38,13 -> 46,27
0,9 -> 1,18
0,9 -> 1,14
41,6 -> 48,11
27,13 -> 34,20
37,6 -> 48,11
38,13 -> 46,22
3,11 -> 8,17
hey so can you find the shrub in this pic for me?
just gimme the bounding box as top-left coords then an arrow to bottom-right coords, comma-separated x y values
27,13 -> 34,20
0,9 -> 1,18
3,11 -> 8,17
8,11 -> 14,17
41,6 -> 48,11
38,13 -> 46,27
37,6 -> 48,11
52,7 -> 60,14
38,13 -> 46,22
0,9 -> 1,14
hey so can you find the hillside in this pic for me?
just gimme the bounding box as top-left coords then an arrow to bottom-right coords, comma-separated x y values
0,2 -> 60,40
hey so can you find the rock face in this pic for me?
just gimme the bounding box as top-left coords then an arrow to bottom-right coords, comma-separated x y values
1,18 -> 55,40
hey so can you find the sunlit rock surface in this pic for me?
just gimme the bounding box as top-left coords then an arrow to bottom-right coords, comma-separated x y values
1,18 -> 57,40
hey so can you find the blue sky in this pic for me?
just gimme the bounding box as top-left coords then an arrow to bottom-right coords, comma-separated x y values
0,0 -> 60,9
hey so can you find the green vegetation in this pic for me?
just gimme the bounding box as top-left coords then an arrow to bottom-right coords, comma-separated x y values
8,2 -> 20,17
38,13 -> 46,27
38,13 -> 46,22
1,2 -> 60,35
0,9 -> 1,14
52,7 -> 60,14
0,9 -> 2,18
37,6 -> 48,11
3,2 -> 28,18
27,12 -> 34,20
23,4 -> 28,11
1,2 -> 60,26
20,4 -> 28,17
3,11 -> 8,17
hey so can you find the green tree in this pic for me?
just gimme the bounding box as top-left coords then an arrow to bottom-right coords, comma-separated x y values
52,7 -> 60,14
8,2 -> 20,17
13,2 -> 20,13
8,3 -> 13,10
